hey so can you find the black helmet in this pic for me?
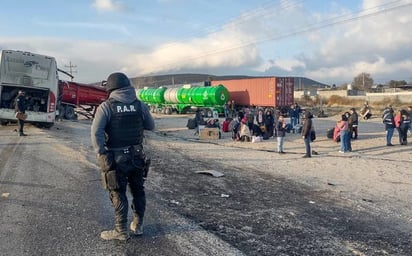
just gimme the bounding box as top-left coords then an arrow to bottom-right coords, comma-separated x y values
105,72 -> 131,92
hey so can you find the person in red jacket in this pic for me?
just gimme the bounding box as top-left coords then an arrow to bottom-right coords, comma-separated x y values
394,110 -> 402,145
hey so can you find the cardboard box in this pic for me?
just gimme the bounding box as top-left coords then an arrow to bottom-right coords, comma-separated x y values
199,128 -> 220,140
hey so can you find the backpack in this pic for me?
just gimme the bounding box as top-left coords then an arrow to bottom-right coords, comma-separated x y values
326,127 -> 334,139
310,130 -> 316,142
186,118 -> 197,129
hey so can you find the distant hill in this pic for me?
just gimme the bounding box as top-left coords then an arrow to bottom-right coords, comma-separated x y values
128,73 -> 330,90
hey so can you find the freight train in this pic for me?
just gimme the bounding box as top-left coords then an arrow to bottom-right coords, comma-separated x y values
136,84 -> 229,116
136,76 -> 295,116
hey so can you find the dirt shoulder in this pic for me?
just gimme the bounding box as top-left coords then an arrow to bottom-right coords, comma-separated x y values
144,113 -> 412,255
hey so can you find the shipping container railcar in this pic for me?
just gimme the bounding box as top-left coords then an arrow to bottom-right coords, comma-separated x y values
211,77 -> 294,112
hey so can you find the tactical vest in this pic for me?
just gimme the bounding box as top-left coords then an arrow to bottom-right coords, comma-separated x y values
383,113 -> 394,125
106,99 -> 144,148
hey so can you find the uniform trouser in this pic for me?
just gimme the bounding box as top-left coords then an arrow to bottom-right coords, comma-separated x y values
109,167 -> 145,232
18,119 -> 24,134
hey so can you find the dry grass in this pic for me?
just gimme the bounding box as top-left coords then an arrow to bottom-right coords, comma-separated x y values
296,95 -> 409,118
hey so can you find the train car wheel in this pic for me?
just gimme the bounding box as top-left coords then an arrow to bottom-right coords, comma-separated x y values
64,106 -> 77,120
207,109 -> 213,118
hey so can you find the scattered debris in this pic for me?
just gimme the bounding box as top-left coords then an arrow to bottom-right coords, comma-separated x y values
170,200 -> 180,205
195,170 -> 224,177
362,198 -> 374,203
220,194 -> 230,198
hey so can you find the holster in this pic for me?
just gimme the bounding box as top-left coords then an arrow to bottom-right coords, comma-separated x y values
132,145 -> 151,180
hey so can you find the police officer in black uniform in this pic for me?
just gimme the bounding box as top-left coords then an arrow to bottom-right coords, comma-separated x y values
91,72 -> 155,241
15,90 -> 27,136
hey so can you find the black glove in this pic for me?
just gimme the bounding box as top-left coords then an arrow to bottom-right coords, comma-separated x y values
97,152 -> 115,172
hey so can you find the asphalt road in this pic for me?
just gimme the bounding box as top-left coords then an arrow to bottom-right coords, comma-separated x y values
0,120 -> 242,256
1,115 -> 412,256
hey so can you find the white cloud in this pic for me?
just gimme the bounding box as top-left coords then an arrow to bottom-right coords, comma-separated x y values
0,37 -> 137,82
296,0 -> 412,83
3,0 -> 411,84
253,58 -> 306,74
92,0 -> 125,12
34,20 -> 132,37
121,16 -> 262,75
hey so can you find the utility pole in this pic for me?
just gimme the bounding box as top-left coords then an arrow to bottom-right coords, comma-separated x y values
65,62 -> 77,81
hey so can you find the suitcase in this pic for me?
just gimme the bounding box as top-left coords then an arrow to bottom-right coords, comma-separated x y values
222,120 -> 230,132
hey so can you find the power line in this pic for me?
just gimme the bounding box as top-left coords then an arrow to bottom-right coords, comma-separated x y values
145,0 -> 412,75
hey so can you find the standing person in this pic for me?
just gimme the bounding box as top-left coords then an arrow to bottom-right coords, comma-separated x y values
194,108 -> 202,135
276,116 -> 287,154
301,112 -> 313,158
349,108 -> 359,139
289,104 -> 298,127
223,101 -> 229,119
230,100 -> 236,118
14,90 -> 27,136
264,109 -> 275,138
408,106 -> 412,135
91,72 -> 155,241
394,109 -> 402,145
337,114 -> 349,153
382,107 -> 395,146
345,112 -> 353,152
256,108 -> 265,135
294,103 -> 302,124
399,109 -> 410,145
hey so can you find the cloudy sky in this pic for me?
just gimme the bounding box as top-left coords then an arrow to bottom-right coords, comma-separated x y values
1,0 -> 411,85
